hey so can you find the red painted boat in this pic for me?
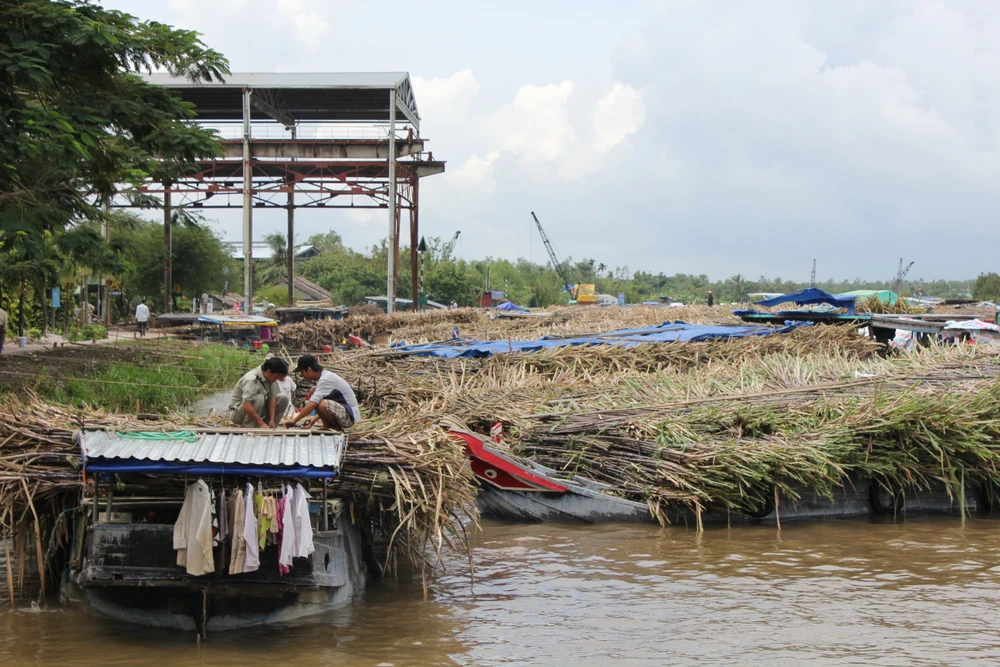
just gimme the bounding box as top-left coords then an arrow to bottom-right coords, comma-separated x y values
447,427 -> 655,524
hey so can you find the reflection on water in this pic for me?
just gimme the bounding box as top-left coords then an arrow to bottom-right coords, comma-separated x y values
187,390 -> 233,417
3,516 -> 1000,666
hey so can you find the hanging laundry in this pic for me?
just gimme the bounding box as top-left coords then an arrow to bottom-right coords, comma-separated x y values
243,483 -> 260,573
291,483 -> 315,559
173,479 -> 215,576
228,487 -> 246,575
267,495 -> 280,543
215,488 -> 229,576
256,492 -> 273,550
278,485 -> 296,575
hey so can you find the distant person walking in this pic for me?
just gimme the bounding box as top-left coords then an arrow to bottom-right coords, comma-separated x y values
707,291 -> 714,307
135,300 -> 150,337
0,306 -> 7,353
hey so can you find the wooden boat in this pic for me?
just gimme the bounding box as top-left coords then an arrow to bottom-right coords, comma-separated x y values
60,430 -> 368,635
449,428 -> 986,525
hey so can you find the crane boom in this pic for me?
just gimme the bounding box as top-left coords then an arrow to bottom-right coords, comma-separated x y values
442,230 -> 461,256
530,211 -> 574,292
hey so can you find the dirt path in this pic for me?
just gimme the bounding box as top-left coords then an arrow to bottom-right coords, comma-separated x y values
1,328 -> 167,356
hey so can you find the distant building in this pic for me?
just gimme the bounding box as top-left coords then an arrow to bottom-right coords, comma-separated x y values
273,276 -> 332,302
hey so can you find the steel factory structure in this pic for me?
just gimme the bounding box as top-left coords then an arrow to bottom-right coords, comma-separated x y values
138,72 -> 445,314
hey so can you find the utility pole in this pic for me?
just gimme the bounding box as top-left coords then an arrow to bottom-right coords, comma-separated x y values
810,259 -> 816,287
163,184 -> 172,313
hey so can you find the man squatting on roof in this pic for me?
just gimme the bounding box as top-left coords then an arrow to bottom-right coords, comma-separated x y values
229,357 -> 291,428
284,355 -> 361,431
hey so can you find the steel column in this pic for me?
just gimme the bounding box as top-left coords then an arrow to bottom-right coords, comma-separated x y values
287,125 -> 296,307
242,88 -> 253,314
163,185 -> 172,313
386,87 -> 397,313
410,175 -> 419,310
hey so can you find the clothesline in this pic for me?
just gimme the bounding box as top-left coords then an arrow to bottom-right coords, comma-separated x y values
173,478 -> 315,577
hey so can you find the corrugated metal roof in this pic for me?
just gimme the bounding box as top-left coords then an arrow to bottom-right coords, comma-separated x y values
142,72 -> 420,125
145,72 -> 409,90
81,431 -> 344,470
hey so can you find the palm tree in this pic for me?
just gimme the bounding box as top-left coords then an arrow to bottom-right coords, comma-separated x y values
727,273 -> 746,302
259,232 -> 289,286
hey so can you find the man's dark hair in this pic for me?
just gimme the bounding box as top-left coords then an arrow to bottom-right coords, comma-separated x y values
294,354 -> 323,373
262,357 -> 289,375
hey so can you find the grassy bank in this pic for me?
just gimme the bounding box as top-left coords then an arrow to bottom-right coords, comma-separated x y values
0,341 -> 260,413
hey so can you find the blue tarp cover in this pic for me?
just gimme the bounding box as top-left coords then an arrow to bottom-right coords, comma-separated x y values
753,288 -> 856,314
386,320 -> 805,359
84,458 -> 340,479
494,301 -> 529,312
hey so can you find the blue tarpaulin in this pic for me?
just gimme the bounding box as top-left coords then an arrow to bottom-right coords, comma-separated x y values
753,288 -> 856,314
494,301 -> 529,312
84,459 -> 340,479
385,321 -> 806,359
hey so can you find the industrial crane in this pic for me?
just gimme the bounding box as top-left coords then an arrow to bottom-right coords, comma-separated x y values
442,230 -> 461,257
529,212 -> 597,304
890,258 -> 914,294
530,211 -> 574,294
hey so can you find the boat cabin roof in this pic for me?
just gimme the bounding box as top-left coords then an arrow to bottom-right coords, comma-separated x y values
79,429 -> 345,479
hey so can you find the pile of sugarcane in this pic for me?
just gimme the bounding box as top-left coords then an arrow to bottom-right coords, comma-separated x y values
511,377 -> 1000,524
278,309 -> 482,350
0,395 -> 475,605
276,304 -> 744,351
322,326 -> 1000,525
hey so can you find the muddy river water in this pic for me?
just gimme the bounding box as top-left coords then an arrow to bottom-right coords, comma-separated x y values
2,516 -> 999,666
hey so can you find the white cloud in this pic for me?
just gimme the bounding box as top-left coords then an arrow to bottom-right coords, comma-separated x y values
447,151 -> 500,194
593,84 -> 645,152
291,13 -> 330,51
489,81 -> 576,162
412,69 -> 481,119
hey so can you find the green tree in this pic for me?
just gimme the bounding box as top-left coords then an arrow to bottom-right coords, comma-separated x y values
973,272 -> 1000,302
115,216 -> 230,304
0,0 -> 228,295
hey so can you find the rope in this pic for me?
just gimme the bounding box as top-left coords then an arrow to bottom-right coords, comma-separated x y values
0,369 -> 232,391
117,430 -> 200,442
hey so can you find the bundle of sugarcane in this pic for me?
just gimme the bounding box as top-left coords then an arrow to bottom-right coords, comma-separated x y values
278,309 -> 483,350
509,376 -> 1000,524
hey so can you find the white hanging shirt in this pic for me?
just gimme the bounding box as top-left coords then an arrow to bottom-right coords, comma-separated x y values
291,483 -> 315,559
243,483 -> 260,572
173,480 -> 215,576
279,484 -> 297,571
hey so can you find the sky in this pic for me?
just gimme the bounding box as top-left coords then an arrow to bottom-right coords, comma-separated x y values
97,0 -> 1000,282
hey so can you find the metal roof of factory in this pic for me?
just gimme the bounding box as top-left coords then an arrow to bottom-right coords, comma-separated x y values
142,71 -> 420,126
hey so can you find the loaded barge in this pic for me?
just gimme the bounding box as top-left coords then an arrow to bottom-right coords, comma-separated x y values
451,428 -> 992,525
61,429 -> 368,635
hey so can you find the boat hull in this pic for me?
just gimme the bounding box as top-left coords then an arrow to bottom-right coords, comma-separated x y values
62,511 -> 366,632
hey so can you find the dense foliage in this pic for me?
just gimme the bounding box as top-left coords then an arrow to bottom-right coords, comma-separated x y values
294,232 -> 978,307
0,0 -> 228,333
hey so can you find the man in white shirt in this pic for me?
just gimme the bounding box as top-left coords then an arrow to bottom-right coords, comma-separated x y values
283,354 -> 361,430
134,299 -> 150,337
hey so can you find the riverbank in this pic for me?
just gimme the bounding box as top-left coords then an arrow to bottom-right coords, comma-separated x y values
0,340 -> 256,413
